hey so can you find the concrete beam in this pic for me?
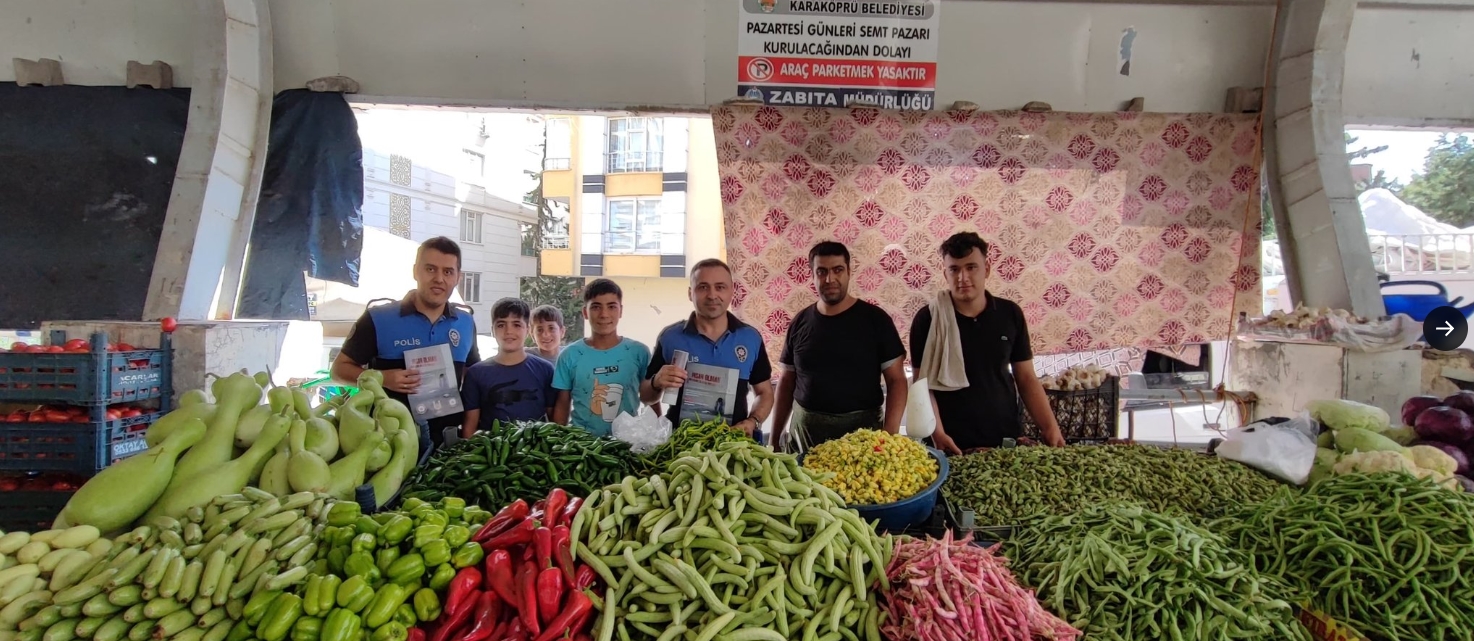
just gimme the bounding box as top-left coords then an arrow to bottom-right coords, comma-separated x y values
1264,0 -> 1385,316
144,0 -> 272,321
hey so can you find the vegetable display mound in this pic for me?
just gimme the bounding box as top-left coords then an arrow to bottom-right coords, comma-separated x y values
942,445 -> 1285,525
802,429 -> 937,506
1008,504 -> 1311,641
880,532 -> 1080,641
640,419 -> 753,473
399,421 -> 644,512
1216,473 -> 1474,641
572,441 -> 892,641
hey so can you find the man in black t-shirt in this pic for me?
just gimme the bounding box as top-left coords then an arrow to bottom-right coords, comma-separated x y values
771,241 -> 909,454
909,232 -> 1064,453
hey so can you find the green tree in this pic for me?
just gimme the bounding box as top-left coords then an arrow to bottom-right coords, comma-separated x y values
520,116 -> 585,342
1345,133 -> 1404,195
1401,134 -> 1474,227
1345,133 -> 1389,161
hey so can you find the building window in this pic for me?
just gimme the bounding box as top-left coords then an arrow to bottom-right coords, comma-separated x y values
605,198 -> 662,254
607,117 -> 664,173
545,118 -> 572,170
462,150 -> 485,180
461,272 -> 482,304
461,210 -> 483,244
520,223 -> 536,257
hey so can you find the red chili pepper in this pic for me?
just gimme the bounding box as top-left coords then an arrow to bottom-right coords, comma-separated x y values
484,550 -> 520,606
533,499 -> 547,513
542,489 -> 568,529
560,497 -> 583,527
481,519 -> 538,552
505,618 -> 526,641
573,565 -> 598,591
531,590 -> 593,641
516,560 -> 541,636
572,634 -> 592,641
534,567 -> 563,626
473,500 -> 530,544
532,527 -> 552,570
408,628 -> 425,641
551,526 -> 576,584
461,591 -> 503,641
429,591 -> 477,641
444,566 -> 483,620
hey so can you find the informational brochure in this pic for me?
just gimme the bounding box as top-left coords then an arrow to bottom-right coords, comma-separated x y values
679,362 -> 740,424
405,343 -> 461,421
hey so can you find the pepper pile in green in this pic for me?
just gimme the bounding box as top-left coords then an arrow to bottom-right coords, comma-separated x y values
1216,473 -> 1474,641
1007,504 -> 1311,641
941,445 -> 1287,526
639,419 -> 754,473
399,421 -> 645,513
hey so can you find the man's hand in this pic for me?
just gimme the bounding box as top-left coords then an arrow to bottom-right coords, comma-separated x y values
930,430 -> 963,456
1043,430 -> 1067,448
734,418 -> 758,437
652,365 -> 688,392
382,369 -> 422,395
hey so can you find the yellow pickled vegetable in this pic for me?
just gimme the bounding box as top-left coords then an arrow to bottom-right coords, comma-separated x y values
803,429 -> 937,505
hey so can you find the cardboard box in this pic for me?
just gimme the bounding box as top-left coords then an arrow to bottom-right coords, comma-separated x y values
1296,605 -> 1372,641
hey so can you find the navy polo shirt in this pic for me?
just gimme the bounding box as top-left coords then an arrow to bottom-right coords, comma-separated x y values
340,294 -> 481,435
646,313 -> 773,425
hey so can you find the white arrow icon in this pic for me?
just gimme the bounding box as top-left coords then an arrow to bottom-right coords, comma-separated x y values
1441,321 -> 1456,337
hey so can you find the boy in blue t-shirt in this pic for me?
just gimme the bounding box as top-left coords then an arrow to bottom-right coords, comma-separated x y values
552,279 -> 651,436
460,298 -> 556,437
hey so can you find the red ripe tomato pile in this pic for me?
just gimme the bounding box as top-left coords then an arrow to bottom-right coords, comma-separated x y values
2,404 -> 149,423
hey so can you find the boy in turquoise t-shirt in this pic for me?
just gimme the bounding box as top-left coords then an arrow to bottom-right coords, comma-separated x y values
552,279 -> 652,436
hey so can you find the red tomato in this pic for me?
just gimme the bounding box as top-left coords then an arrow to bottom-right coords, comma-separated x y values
8,342 -> 28,352
121,408 -> 142,418
51,480 -> 78,491
106,410 -> 122,421
160,317 -> 178,333
63,339 -> 88,351
44,345 -> 64,353
0,479 -> 16,491
114,343 -> 135,352
27,412 -> 45,423
25,345 -> 46,353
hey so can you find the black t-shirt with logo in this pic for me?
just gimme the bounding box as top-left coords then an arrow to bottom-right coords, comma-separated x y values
909,292 -> 1033,450
780,299 -> 906,414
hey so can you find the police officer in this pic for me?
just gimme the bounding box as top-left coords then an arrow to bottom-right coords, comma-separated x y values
332,236 -> 481,446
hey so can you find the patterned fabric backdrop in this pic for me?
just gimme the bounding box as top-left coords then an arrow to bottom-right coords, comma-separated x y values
712,106 -> 1262,363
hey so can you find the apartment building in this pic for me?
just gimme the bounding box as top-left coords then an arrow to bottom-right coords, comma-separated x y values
538,115 -> 726,348
308,109 -> 541,335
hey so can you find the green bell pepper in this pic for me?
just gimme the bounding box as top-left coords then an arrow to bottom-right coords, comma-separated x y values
427,564 -> 456,592
450,543 -> 484,570
362,585 -> 409,630
400,498 -> 426,512
327,503 -> 362,528
441,525 -> 470,549
317,577 -> 341,617
411,589 -> 440,622
370,623 -> 407,641
336,577 -> 376,614
326,549 -> 347,575
321,609 -> 361,641
350,533 -> 377,554
344,552 -> 381,583
304,576 -> 324,617
375,549 -> 400,575
377,516 -> 413,546
438,498 -> 465,520
411,525 -> 443,549
419,541 -> 451,568
259,594 -> 304,641
385,554 -> 424,586
244,590 -> 283,627
372,513 -> 396,525
226,620 -> 253,641
291,617 -> 322,641
392,605 -> 416,629
354,517 -> 380,536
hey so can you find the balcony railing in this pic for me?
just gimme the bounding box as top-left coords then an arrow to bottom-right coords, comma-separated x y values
1368,233 -> 1474,275
606,151 -> 664,174
543,157 -> 571,171
542,234 -> 570,249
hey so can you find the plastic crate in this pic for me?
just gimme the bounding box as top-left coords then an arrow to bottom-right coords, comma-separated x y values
0,332 -> 171,405
0,412 -> 156,474
0,472 -> 84,531
1022,375 -> 1121,442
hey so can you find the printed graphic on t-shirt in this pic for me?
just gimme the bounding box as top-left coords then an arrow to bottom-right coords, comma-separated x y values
588,376 -> 627,423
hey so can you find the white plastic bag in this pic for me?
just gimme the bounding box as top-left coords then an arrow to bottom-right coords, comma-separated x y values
902,378 -> 936,439
612,407 -> 672,454
1215,415 -> 1318,485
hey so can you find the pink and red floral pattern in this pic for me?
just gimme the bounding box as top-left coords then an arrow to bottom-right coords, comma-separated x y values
713,106 -> 1262,360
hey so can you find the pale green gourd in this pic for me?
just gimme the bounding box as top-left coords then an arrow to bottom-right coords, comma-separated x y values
144,403 -> 217,448
336,403 -> 376,455
178,390 -> 209,408
167,373 -> 263,486
303,418 -> 339,461
364,438 -> 393,473
370,425 -> 419,507
258,442 -> 292,497
287,419 -> 331,494
326,432 -> 385,501
232,405 -> 274,449
59,419 -> 208,533
146,412 -> 289,519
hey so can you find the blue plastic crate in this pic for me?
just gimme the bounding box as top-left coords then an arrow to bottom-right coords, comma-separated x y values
0,486 -> 73,531
0,412 -> 156,474
0,332 -> 170,405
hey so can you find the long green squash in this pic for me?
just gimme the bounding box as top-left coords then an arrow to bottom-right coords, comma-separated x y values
146,412 -> 290,519
232,405 -> 274,449
287,420 -> 331,494
370,425 -> 419,507
336,403 -> 377,455
258,442 -> 292,497
303,418 -> 339,461
364,439 -> 393,473
326,432 -> 385,501
60,419 -> 208,533
168,373 -> 262,485
144,403 -> 218,448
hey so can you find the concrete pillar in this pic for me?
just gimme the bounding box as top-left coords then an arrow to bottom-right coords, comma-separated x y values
144,0 -> 273,321
1264,0 -> 1385,317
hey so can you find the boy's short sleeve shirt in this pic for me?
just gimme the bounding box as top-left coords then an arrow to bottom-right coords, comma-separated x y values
552,338 -> 652,436
460,356 -> 556,430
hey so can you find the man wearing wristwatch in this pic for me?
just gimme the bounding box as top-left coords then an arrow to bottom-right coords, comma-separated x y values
640,259 -> 774,437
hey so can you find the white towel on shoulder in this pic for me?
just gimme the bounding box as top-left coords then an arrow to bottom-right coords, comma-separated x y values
918,290 -> 969,392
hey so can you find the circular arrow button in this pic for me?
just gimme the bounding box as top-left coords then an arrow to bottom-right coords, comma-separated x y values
1424,306 -> 1468,351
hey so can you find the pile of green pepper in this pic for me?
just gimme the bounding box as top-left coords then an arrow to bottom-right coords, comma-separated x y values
1216,473 -> 1474,640
235,498 -> 491,641
640,419 -> 754,473
399,421 -> 645,512
942,444 -> 1288,526
1007,504 -> 1312,641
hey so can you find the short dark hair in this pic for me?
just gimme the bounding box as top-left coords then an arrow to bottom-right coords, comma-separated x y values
940,232 -> 990,261
689,258 -> 733,281
531,305 -> 564,327
491,298 -> 531,322
583,278 -> 623,303
417,236 -> 463,270
808,241 -> 851,267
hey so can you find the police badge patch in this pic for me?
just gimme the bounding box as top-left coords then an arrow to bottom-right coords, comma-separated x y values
735,345 -> 749,363
448,329 -> 461,348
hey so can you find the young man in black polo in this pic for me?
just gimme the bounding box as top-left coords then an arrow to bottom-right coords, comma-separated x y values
909,232 -> 1065,453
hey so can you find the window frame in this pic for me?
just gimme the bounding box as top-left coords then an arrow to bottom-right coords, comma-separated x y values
460,272 -> 482,304
606,117 -> 665,174
545,118 -> 573,170
462,149 -> 486,182
520,222 -> 537,257
604,197 -> 663,255
460,209 -> 484,245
